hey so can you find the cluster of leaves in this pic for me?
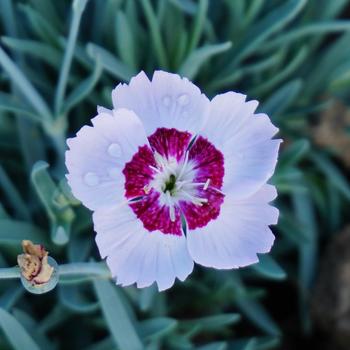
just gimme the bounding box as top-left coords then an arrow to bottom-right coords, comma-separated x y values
0,0 -> 350,349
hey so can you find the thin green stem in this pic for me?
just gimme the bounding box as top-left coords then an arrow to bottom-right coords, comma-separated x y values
0,166 -> 31,221
59,262 -> 110,277
0,262 -> 110,280
54,0 -> 88,116
0,267 -> 20,279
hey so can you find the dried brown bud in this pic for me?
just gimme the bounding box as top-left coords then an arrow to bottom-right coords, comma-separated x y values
22,240 -> 45,258
17,240 -> 54,286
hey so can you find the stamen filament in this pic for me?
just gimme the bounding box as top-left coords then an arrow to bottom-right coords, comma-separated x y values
149,165 -> 161,173
177,151 -> 189,180
203,179 -> 210,190
165,190 -> 176,222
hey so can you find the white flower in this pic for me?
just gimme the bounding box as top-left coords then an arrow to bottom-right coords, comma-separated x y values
65,71 -> 281,291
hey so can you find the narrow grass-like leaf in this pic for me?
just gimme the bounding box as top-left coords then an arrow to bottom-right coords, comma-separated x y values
54,0 -> 88,115
278,139 -> 310,168
262,21 -> 350,52
198,342 -> 227,350
310,152 -> 350,200
30,0 -> 63,32
251,46 -> 308,95
0,165 -> 31,220
252,255 -> 287,280
31,161 -> 75,245
0,308 -> 40,350
235,297 -> 280,336
115,11 -> 137,70
59,284 -> 99,314
87,43 -> 135,81
0,284 -> 24,310
0,92 -> 41,122
139,284 -> 157,312
260,79 -> 303,117
0,46 -> 52,120
187,0 -> 208,53
63,58 -> 102,114
329,60 -> 350,91
85,337 -> 114,350
305,32 -> 350,97
179,42 -> 232,79
12,308 -> 55,350
230,338 -> 256,350
140,0 -> 168,68
292,188 -> 317,332
182,314 -> 241,333
232,276 -> 280,336
93,279 -> 143,350
209,52 -> 283,90
244,0 -> 264,27
169,0 -> 197,14
19,4 -> 60,45
1,36 -> 62,68
220,0 -> 306,72
0,219 -> 48,245
255,336 -> 281,349
139,317 -> 178,341
0,0 -> 17,37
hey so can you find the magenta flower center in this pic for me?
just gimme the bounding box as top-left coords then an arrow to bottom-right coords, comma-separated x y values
123,128 -> 225,235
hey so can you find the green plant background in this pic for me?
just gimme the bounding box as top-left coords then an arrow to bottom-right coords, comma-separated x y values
0,0 -> 350,349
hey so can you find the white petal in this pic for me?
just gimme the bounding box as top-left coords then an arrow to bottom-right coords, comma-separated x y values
93,204 -> 194,291
97,105 -> 112,115
65,109 -> 149,210
201,92 -> 281,199
112,70 -> 210,136
187,184 -> 278,269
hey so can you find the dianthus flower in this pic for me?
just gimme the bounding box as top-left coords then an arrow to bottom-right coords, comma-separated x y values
66,71 -> 281,291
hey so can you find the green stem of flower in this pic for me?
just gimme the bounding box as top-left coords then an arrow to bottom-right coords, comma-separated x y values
0,262 -> 110,280
54,0 -> 88,116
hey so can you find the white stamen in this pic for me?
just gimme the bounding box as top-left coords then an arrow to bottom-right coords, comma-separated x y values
149,165 -> 161,173
154,151 -> 166,169
177,151 -> 189,180
211,187 -> 225,195
169,206 -> 175,222
203,179 -> 210,190
165,190 -> 176,222
180,190 -> 208,206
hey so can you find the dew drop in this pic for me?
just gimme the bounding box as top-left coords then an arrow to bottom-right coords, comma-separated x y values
84,172 -> 99,186
108,167 -> 119,179
177,94 -> 190,106
108,143 -> 122,157
162,95 -> 172,107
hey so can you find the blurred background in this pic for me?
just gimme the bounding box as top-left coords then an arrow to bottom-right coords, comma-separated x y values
0,0 -> 350,349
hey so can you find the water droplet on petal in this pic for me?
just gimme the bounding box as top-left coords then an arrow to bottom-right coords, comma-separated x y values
108,143 -> 122,157
162,95 -> 172,107
177,94 -> 190,106
84,172 -> 99,186
108,167 -> 119,179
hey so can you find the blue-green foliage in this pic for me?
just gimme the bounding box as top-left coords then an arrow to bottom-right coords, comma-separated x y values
0,0 -> 350,348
